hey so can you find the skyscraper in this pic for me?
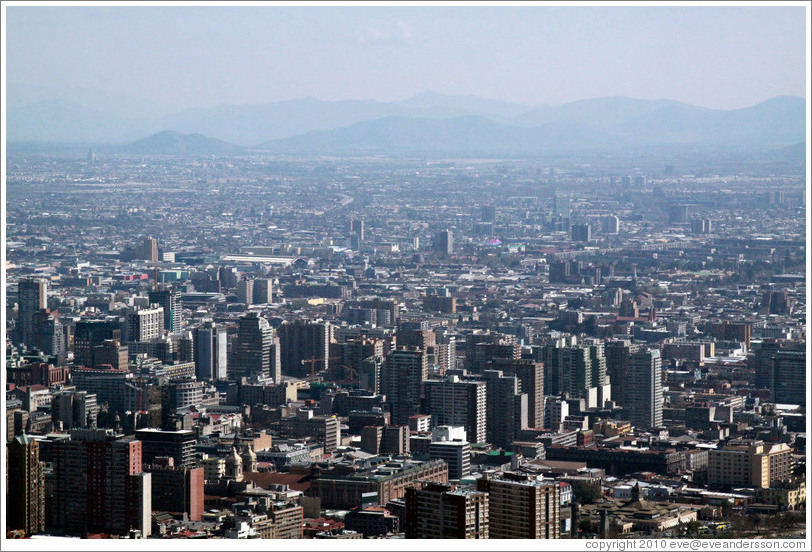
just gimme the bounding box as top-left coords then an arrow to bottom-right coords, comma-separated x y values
772,349 -> 806,405
624,348 -> 663,429
231,312 -> 278,381
135,236 -> 158,262
193,322 -> 228,381
483,370 -> 528,448
382,348 -> 427,425
423,376 -> 487,444
489,357 -> 544,429
6,433 -> 45,536
405,483 -> 488,538
32,308 -> 64,357
278,319 -> 330,379
478,472 -> 560,539
148,287 -> 182,332
236,277 -> 254,305
436,229 -> 454,257
126,305 -> 165,342
253,278 -> 274,304
17,279 -> 48,348
51,429 -> 151,537
540,337 -> 609,408
73,319 -> 121,368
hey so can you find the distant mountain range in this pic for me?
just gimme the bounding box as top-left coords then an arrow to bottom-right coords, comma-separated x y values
6,84 -> 806,156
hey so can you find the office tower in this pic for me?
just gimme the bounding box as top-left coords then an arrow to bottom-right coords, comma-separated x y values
543,396 -> 569,431
772,350 -> 806,405
571,223 -> 591,242
624,348 -> 663,429
601,215 -> 620,234
605,340 -> 640,405
348,218 -> 365,246
358,356 -> 385,395
540,338 -> 608,408
7,434 -> 45,536
436,229 -> 454,257
428,426 -> 472,480
480,205 -> 496,222
768,190 -> 786,204
753,340 -> 782,390
668,205 -> 690,223
423,376 -> 487,444
143,457 -> 204,521
253,278 -> 273,304
126,306 -> 164,342
330,337 -> 384,383
231,312 -> 279,382
466,335 -> 520,373
74,319 -> 121,368
193,322 -> 228,380
218,266 -> 239,289
236,277 -> 254,305
483,370 -> 528,448
93,339 -> 128,370
17,279 -> 48,348
552,194 -> 570,218
633,175 -> 647,188
489,358 -> 544,429
161,380 -> 205,425
135,236 -> 158,262
278,319 -> 330,379
32,308 -> 64,356
51,389 -> 99,430
405,483 -> 488,538
148,287 -> 182,332
51,429 -> 151,537
135,428 -> 197,468
478,472 -> 560,539
691,218 -> 713,234
382,348 -> 427,425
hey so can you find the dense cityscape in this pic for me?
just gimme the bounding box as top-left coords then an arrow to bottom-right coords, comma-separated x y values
4,149 -> 807,541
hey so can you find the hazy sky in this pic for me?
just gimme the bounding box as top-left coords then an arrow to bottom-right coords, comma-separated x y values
5,4 -> 808,109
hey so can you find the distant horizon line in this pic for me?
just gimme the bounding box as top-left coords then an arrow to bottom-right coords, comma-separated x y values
7,82 -> 807,112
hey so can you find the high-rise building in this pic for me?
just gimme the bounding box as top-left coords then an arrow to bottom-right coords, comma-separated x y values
135,428 -> 197,468
278,319 -> 330,379
601,215 -> 620,234
624,348 -> 663,429
32,308 -> 64,357
571,224 -> 591,242
135,236 -> 158,262
236,278 -> 254,305
482,370 -> 528,448
7,433 -> 45,536
436,229 -> 454,257
540,337 -> 608,408
428,426 -> 472,480
423,376 -> 487,444
772,349 -> 806,405
193,322 -> 228,380
231,312 -> 280,382
405,483 -> 488,538
382,348 -> 427,425
126,306 -> 164,342
552,195 -> 570,218
605,340 -> 640,405
143,457 -> 204,521
253,278 -> 274,304
73,319 -> 121,368
51,389 -> 99,431
17,279 -> 48,348
148,287 -> 182,332
480,205 -> 497,222
51,429 -> 151,537
93,339 -> 129,370
478,472 -> 560,538
490,357 -> 544,429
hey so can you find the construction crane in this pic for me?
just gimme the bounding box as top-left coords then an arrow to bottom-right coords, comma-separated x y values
300,355 -> 340,382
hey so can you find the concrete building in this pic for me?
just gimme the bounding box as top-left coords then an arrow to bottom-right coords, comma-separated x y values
708,441 -> 792,490
405,483 -> 488,538
382,348 -> 427,425
144,456 -> 204,521
193,322 -> 228,380
17,279 -> 48,349
423,375 -> 487,444
624,348 -> 663,429
478,472 -> 560,538
6,433 -> 45,536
